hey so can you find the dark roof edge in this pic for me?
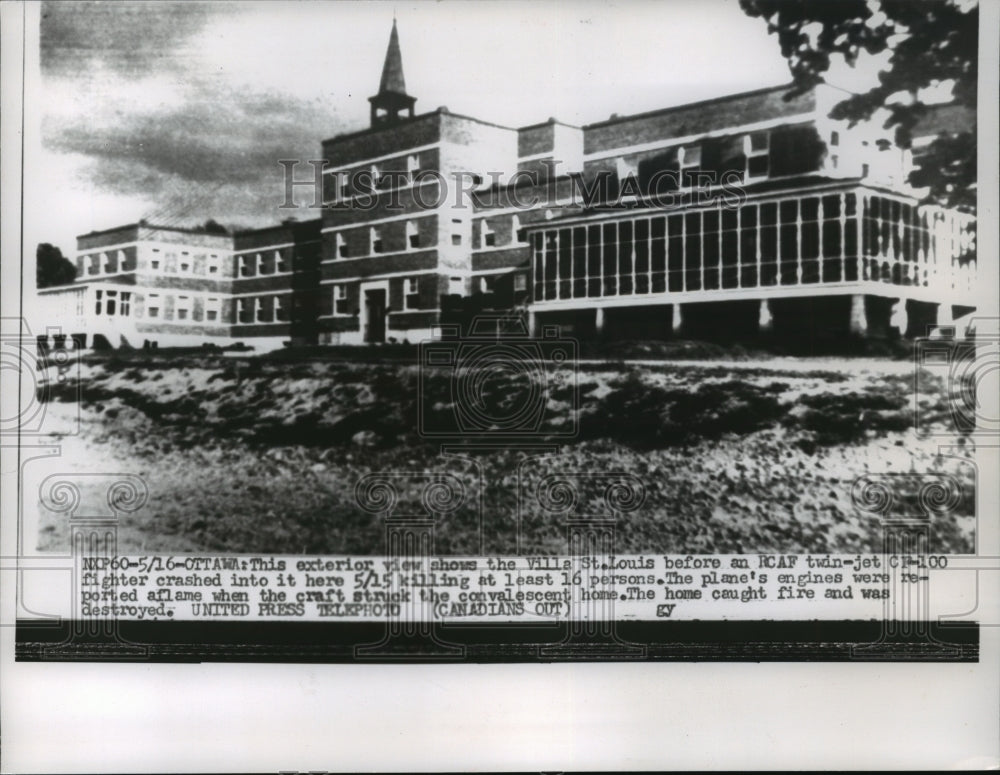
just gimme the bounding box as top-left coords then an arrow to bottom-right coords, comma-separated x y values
77,221 -> 232,240
583,82 -> 802,130
322,108 -> 515,145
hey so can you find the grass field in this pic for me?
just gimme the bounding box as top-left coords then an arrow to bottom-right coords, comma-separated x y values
35,344 -> 976,555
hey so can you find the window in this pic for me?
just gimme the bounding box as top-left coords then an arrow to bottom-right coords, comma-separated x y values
180,260 -> 190,273
238,298 -> 252,324
405,277 -> 419,309
205,297 -> 220,322
407,221 -> 420,249
451,234 -> 462,246
176,295 -> 191,321
275,295 -> 289,321
744,131 -> 769,180
120,292 -> 131,316
146,293 -> 160,318
103,252 -> 114,273
255,297 -> 268,322
240,255 -> 253,276
482,220 -> 496,247
480,275 -> 496,294
616,156 -> 638,184
862,163 -> 870,177
449,276 -> 464,295
336,233 -> 349,258
514,274 -> 528,292
371,226 -> 383,254
512,215 -> 526,243
679,145 -> 702,186
208,254 -> 220,274
407,153 -> 420,179
333,284 -> 348,316
150,249 -> 161,271
88,255 -> 99,275
94,289 -> 103,315
276,250 -> 288,273
830,130 -> 840,147
257,252 -> 270,274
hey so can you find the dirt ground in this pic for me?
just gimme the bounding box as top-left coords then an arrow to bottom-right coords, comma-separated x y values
30,348 -> 977,555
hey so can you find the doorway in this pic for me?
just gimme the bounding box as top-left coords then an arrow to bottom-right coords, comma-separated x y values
364,288 -> 387,343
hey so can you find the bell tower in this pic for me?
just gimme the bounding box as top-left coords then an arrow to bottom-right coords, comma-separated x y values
369,19 -> 416,127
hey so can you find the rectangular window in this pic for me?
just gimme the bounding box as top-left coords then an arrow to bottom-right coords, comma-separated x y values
176,296 -> 191,321
120,292 -> 131,316
257,252 -> 271,275
146,293 -> 159,318
240,255 -> 252,277
745,131 -> 770,180
205,297 -> 220,322
452,234 -> 462,246
679,145 -> 701,187
514,274 -> 527,292
405,277 -> 420,309
276,250 -> 288,272
238,298 -> 252,324
333,284 -> 349,316
275,295 -> 289,321
371,227 -> 383,254
407,153 -> 420,179
482,221 -> 496,247
512,215 -> 525,244
407,221 -> 420,249
94,289 -> 103,315
208,254 -> 220,275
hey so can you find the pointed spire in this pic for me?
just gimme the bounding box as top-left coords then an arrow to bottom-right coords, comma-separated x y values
369,18 -> 416,126
378,19 -> 407,96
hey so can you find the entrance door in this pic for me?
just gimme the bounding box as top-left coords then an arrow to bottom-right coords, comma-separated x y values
364,288 -> 387,343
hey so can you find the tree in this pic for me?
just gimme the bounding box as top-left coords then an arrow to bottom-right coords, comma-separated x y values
202,218 -> 229,234
740,0 -> 977,211
36,243 -> 76,288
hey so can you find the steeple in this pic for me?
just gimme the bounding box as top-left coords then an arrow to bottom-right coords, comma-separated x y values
369,19 -> 416,127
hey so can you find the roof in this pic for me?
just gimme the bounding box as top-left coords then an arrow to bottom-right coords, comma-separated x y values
78,221 -> 228,239
377,19 -> 409,98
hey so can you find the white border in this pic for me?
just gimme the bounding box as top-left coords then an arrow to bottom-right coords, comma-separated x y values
2,2 -> 998,772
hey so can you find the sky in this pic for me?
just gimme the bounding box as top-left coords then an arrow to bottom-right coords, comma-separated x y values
28,0 -> 799,256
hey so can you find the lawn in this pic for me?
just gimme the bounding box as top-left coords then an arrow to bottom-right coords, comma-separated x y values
34,344 -> 977,555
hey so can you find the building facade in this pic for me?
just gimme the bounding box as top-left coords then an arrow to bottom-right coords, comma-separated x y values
34,20 -> 977,350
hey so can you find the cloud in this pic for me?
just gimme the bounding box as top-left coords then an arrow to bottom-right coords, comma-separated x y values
45,89 -> 335,187
40,1 -> 347,229
40,0 -> 229,78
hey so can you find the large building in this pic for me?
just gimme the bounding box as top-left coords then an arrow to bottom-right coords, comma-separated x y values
33,20 -> 977,350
